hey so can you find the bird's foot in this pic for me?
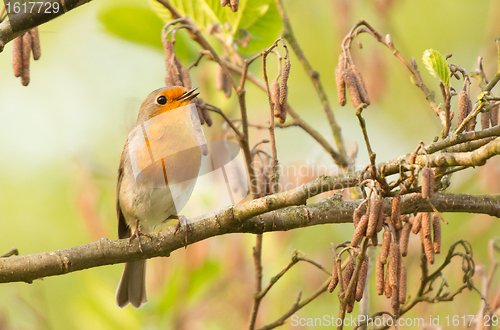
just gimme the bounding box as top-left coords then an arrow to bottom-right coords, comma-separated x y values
129,219 -> 152,253
171,215 -> 192,248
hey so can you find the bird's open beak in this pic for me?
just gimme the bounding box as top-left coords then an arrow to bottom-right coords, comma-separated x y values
176,87 -> 199,102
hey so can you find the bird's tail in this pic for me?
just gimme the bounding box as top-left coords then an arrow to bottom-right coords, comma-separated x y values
116,260 -> 147,308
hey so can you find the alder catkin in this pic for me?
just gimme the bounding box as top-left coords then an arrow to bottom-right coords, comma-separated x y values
353,208 -> 362,228
388,242 -> 400,291
400,221 -> 412,257
229,0 -> 239,12
491,103 -> 499,127
328,259 -> 339,293
421,167 -> 435,199
343,69 -> 362,109
172,57 -> 184,87
432,212 -> 441,254
271,80 -> 281,118
279,60 -> 290,109
482,111 -> 491,130
399,261 -> 407,305
21,32 -> 32,86
215,64 -> 226,91
180,67 -> 192,89
411,213 -> 422,234
391,287 -> 400,315
339,260 -> 355,298
367,198 -> 383,238
29,28 -> 41,60
335,54 -> 346,106
351,214 -> 369,247
391,195 -> 402,230
421,212 -> 434,264
376,254 -> 385,295
371,232 -> 378,247
379,229 -> 391,264
355,256 -> 369,302
12,36 -> 23,78
350,65 -> 370,105
457,90 -> 470,129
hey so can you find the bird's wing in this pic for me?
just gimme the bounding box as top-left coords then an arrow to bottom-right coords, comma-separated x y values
117,144 -> 131,239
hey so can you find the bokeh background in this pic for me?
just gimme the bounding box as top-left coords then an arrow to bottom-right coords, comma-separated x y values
1,0 -> 500,329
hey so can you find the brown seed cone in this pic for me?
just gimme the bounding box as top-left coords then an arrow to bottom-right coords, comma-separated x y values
229,0 -> 239,12
279,60 -> 290,107
411,213 -> 422,234
355,256 -> 369,302
29,28 -> 41,60
271,80 -> 281,118
490,104 -> 499,127
343,69 -> 362,108
180,67 -> 192,90
457,90 -> 471,129
335,54 -> 346,106
391,195 -> 402,230
376,254 -> 385,295
21,32 -> 32,86
339,260 -> 355,298
399,261 -> 407,305
353,208 -> 362,228
421,167 -> 434,199
421,212 -> 434,264
12,36 -> 23,78
328,259 -> 339,293
367,198 -> 383,238
351,214 -> 369,247
432,212 -> 441,254
379,229 -> 391,264
400,221 -> 412,257
350,65 -> 370,105
482,111 -> 491,130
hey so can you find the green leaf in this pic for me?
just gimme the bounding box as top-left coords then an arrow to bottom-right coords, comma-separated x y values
149,0 -> 282,53
422,49 -> 451,89
98,0 -> 165,50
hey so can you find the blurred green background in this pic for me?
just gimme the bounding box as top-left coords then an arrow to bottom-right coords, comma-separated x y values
1,0 -> 500,329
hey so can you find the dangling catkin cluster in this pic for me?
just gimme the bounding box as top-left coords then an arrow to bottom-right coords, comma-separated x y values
163,37 -> 212,126
457,89 -> 476,131
12,28 -> 41,86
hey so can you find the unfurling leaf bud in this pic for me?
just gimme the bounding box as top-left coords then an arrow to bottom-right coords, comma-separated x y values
335,54 -> 346,106
385,34 -> 394,48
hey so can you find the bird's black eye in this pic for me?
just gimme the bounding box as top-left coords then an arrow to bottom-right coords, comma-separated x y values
156,96 -> 167,105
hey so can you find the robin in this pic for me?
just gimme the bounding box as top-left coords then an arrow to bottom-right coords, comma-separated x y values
116,86 -> 202,308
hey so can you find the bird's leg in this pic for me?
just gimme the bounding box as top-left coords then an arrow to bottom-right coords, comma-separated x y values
170,215 -> 192,248
128,219 -> 152,253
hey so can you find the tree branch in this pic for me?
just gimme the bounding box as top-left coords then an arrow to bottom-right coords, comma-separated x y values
0,0 -> 92,51
1,191 -> 498,284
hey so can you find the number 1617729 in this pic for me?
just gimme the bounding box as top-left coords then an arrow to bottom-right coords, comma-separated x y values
5,2 -> 60,15
445,315 -> 498,327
